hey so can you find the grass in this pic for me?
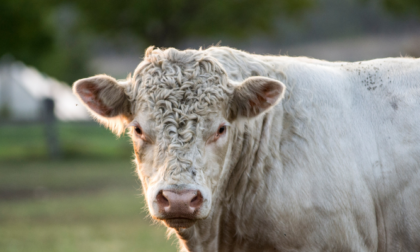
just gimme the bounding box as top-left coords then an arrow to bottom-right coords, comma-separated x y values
0,123 -> 178,252
0,122 -> 133,160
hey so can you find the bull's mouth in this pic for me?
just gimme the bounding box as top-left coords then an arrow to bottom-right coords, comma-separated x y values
162,218 -> 197,229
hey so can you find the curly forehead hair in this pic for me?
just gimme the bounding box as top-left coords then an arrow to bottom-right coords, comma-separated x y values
127,47 -> 234,177
129,46 -> 233,112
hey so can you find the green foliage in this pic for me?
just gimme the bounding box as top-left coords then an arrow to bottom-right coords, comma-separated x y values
2,0 -> 417,84
73,0 -> 314,46
0,0 -> 54,63
0,0 -> 91,84
382,0 -> 420,15
0,0 -> 314,84
357,0 -> 420,16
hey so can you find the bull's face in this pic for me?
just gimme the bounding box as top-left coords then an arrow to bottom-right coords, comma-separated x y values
130,106 -> 231,229
73,47 -> 285,230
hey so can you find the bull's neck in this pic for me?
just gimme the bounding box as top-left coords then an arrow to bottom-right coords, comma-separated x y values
176,108 -> 283,251
222,112 -> 277,208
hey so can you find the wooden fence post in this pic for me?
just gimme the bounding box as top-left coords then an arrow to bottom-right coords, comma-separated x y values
43,98 -> 61,159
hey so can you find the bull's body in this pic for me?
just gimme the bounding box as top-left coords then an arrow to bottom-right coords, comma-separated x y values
74,47 -> 420,252
180,50 -> 420,251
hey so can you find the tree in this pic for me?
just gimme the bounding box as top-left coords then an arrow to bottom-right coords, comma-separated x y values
9,0 -> 419,83
0,0 -> 314,83
0,0 -> 91,84
73,0 -> 314,47
359,0 -> 420,16
0,0 -> 54,65
382,0 -> 420,15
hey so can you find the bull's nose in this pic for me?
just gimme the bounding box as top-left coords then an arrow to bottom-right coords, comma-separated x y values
156,190 -> 203,218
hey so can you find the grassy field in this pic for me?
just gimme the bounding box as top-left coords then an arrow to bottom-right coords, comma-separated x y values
0,123 -> 178,252
0,122 -> 133,160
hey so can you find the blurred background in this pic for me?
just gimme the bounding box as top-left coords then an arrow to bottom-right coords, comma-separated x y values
0,0 -> 419,251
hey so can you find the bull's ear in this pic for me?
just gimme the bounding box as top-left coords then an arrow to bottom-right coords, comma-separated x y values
73,74 -> 131,135
230,76 -> 285,119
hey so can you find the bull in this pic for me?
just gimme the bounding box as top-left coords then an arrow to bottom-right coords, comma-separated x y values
74,46 -> 420,252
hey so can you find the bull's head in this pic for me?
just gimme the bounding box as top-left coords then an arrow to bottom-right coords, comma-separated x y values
73,47 -> 285,230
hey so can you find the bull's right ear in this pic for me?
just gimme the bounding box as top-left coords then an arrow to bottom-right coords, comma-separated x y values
229,76 -> 285,120
73,74 -> 131,135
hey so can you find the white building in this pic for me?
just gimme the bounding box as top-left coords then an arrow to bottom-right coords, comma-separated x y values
0,60 -> 90,121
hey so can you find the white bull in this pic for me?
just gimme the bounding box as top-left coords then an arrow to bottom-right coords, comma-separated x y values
73,46 -> 420,252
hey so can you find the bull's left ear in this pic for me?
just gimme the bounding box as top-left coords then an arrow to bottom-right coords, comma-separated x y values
230,76 -> 285,119
73,74 -> 131,135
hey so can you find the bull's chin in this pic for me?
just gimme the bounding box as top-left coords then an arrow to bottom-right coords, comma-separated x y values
162,218 -> 197,229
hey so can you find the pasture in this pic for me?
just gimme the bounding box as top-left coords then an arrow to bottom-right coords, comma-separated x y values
0,123 -> 177,252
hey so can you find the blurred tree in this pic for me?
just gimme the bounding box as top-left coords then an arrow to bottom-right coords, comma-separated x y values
0,0 -> 91,84
359,0 -> 420,16
72,0 -> 314,47
38,3 -> 92,85
381,0 -> 420,15
0,0 -> 313,83
7,0 -> 418,84
0,0 -> 54,66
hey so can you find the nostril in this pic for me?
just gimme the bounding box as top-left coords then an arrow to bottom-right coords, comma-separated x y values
156,190 -> 169,208
190,190 -> 203,208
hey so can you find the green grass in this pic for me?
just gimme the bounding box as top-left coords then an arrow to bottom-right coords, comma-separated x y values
0,160 -> 136,191
0,123 -> 178,252
0,160 -> 178,252
0,124 -> 47,160
0,122 -> 132,161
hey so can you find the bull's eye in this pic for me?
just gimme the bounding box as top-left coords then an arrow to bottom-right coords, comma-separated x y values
207,123 -> 228,144
215,125 -> 227,140
218,126 -> 226,135
134,127 -> 142,135
131,123 -> 151,143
